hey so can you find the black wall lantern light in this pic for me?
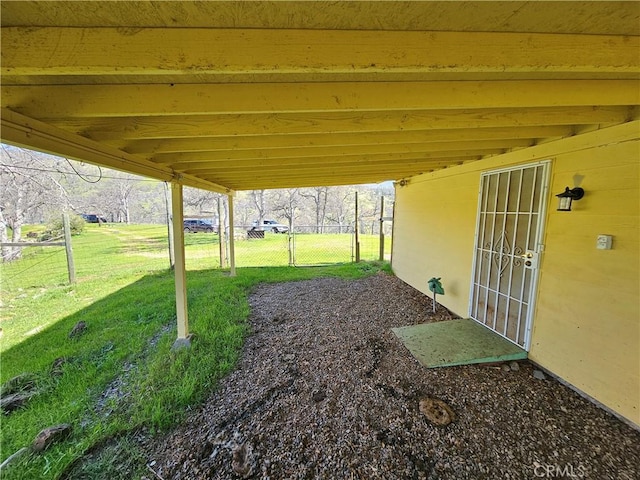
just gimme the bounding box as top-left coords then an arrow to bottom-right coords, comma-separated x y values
555,187 -> 585,211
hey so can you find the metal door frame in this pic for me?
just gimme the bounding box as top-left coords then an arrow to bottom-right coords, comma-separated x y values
468,160 -> 551,351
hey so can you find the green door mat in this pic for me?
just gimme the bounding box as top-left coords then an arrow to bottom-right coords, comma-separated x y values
392,318 -> 527,368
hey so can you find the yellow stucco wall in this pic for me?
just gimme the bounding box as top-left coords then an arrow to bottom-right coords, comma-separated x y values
392,121 -> 639,425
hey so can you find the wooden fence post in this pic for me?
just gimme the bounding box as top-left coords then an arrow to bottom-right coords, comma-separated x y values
62,213 -> 76,284
164,182 -> 175,270
379,196 -> 385,261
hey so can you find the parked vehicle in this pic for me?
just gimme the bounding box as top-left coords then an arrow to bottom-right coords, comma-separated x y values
183,219 -> 216,233
251,219 -> 289,233
81,214 -> 107,223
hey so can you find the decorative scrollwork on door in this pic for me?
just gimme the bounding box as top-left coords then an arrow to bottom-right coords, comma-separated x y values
513,245 -> 524,267
492,230 -> 513,277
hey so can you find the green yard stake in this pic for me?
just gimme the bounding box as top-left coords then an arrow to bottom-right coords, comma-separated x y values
428,277 -> 444,313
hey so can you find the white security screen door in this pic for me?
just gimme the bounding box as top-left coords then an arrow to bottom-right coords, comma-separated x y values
469,162 -> 550,350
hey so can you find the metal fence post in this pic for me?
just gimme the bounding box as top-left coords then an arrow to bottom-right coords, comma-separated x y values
354,192 -> 360,262
62,213 -> 76,284
288,231 -> 294,266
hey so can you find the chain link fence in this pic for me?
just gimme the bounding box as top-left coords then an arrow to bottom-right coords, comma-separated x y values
292,225 -> 354,266
1,220 -> 392,294
223,223 -> 392,267
229,227 -> 290,268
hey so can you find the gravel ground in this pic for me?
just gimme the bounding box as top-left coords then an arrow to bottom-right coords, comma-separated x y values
144,273 -> 640,480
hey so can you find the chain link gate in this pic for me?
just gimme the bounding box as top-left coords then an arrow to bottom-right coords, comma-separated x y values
222,195 -> 393,268
290,225 -> 355,266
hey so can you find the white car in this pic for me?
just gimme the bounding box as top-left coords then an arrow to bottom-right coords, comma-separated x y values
252,219 -> 289,233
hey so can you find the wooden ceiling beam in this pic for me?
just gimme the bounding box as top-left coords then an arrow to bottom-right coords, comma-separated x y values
192,158 -> 478,178
6,71 -> 640,87
59,106 -> 632,141
178,155 -> 484,175
3,27 -> 637,81
3,2 -> 639,36
122,126 -> 573,155
3,81 -> 638,118
0,108 -> 234,194
203,167 -> 453,181
152,139 -> 530,165
226,176 -> 401,190
203,164 -> 466,189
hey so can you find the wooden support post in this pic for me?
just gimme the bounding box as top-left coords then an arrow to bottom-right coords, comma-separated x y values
171,182 -> 189,342
164,182 -> 175,269
217,196 -> 227,268
355,191 -> 361,262
390,200 -> 396,269
379,196 -> 385,262
227,194 -> 236,277
62,213 -> 76,284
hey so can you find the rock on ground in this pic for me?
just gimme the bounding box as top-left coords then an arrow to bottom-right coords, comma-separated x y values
31,424 -> 72,453
0,373 -> 40,414
68,321 -> 87,339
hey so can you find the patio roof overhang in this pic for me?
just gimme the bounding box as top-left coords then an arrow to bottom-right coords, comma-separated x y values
1,1 -> 639,194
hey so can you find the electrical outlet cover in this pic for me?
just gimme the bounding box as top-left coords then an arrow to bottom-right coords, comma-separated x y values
596,235 -> 612,250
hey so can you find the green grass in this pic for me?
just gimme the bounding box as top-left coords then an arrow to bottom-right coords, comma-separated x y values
1,225 -> 390,352
0,224 -> 391,479
1,224 -> 389,290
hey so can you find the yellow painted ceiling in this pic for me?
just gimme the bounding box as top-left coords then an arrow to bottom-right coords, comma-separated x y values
1,1 -> 639,193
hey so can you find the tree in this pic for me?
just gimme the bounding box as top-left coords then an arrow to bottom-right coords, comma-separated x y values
251,190 -> 268,227
325,186 -> 355,233
300,187 -> 329,233
73,171 -> 165,224
135,182 -> 168,224
183,186 -> 219,219
102,175 -> 136,223
232,191 -> 254,228
0,146 -> 72,261
0,206 -> 10,262
272,188 -> 301,231
357,188 -> 379,234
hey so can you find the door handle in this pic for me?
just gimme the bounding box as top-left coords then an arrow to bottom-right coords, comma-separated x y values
521,250 -> 538,269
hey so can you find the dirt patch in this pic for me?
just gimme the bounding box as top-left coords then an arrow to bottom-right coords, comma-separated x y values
142,273 -> 639,479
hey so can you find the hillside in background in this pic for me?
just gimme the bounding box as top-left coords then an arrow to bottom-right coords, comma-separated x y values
1,144 -> 393,226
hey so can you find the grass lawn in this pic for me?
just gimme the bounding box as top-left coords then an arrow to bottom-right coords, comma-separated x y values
0,224 -> 391,479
